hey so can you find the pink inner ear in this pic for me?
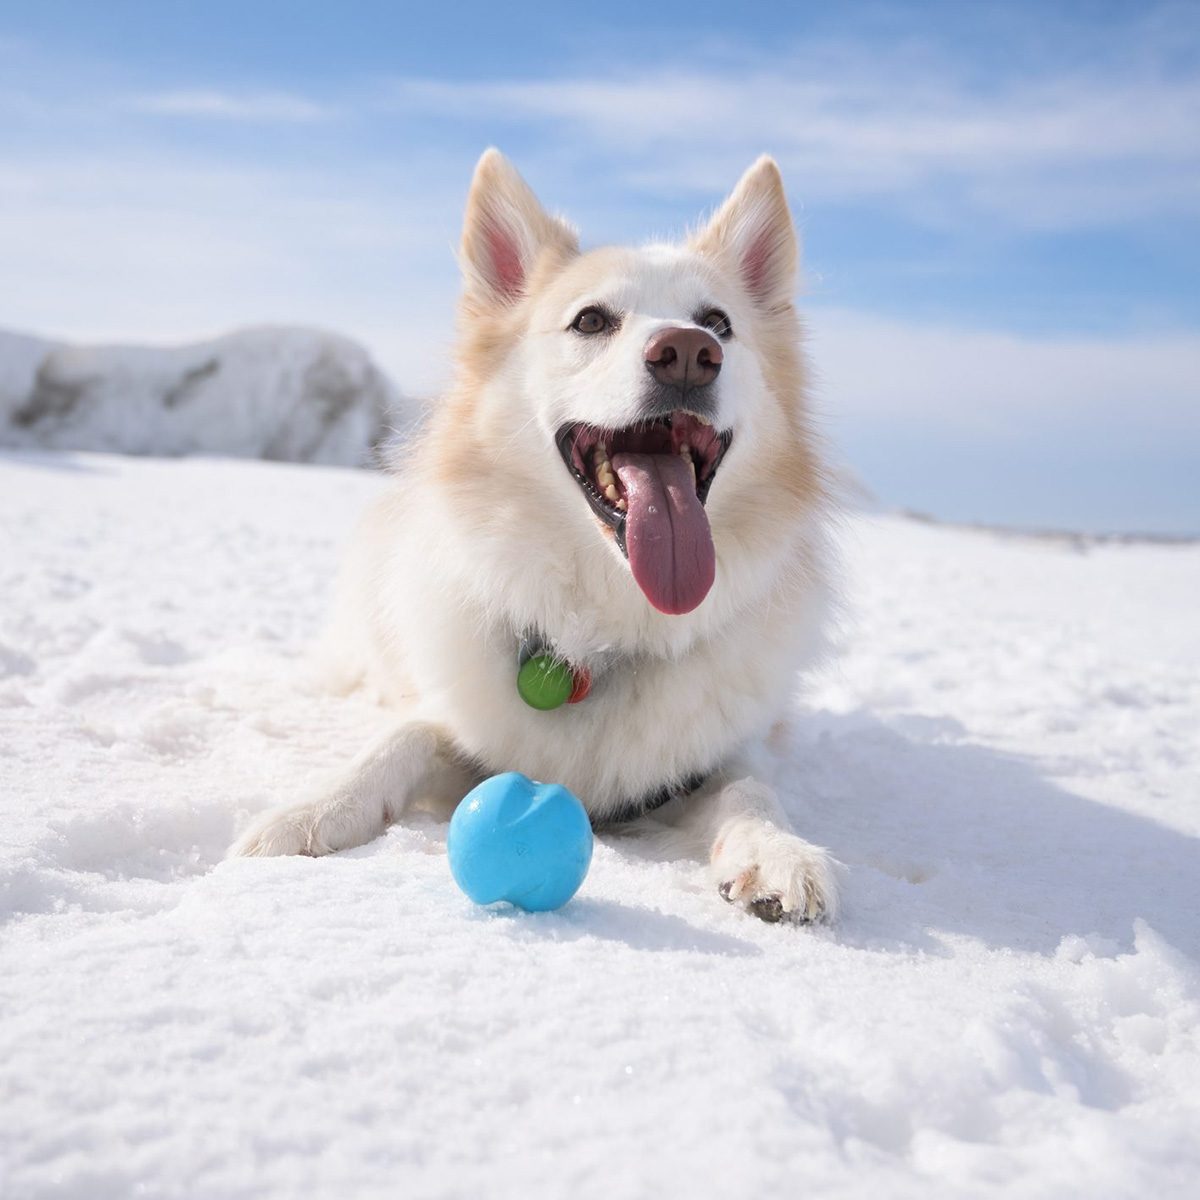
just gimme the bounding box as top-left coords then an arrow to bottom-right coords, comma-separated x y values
485,218 -> 525,299
741,228 -> 775,301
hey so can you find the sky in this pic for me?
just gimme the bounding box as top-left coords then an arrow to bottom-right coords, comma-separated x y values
1,0 -> 1198,533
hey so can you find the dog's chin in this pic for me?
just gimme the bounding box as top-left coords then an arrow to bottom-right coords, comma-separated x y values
555,410 -> 733,616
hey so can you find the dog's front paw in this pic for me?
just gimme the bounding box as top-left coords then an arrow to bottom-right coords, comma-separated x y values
711,817 -> 839,924
228,785 -> 387,859
228,804 -> 316,858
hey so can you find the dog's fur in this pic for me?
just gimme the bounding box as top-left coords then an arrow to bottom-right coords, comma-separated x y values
230,150 -> 839,923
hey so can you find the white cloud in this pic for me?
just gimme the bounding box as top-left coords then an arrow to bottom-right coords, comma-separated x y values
809,307 -> 1200,440
385,59 -> 1200,230
127,89 -> 336,122
6,18 -> 1198,236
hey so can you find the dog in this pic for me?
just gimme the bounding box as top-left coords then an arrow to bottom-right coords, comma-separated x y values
230,149 -> 839,924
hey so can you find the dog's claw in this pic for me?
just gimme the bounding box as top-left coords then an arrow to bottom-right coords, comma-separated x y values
749,895 -> 785,923
711,812 -> 839,926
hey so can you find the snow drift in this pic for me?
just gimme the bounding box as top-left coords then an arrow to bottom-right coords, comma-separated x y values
0,326 -> 411,465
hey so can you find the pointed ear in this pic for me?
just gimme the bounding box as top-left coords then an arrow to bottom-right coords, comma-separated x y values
459,149 -> 577,307
692,156 -> 798,310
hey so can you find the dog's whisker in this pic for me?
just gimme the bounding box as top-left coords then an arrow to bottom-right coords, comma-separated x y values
489,411 -> 542,459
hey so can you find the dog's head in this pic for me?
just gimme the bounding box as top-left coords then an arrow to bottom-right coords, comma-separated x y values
433,150 -> 820,625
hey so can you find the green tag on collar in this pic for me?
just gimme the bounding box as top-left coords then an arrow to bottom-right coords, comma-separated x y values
517,653 -> 574,710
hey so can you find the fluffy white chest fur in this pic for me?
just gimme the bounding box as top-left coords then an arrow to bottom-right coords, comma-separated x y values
231,149 -> 841,925
331,471 -> 830,820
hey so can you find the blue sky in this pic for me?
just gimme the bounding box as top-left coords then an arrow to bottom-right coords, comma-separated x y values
2,1 -> 1198,532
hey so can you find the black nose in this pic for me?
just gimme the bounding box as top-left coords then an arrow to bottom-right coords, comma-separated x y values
644,327 -> 723,390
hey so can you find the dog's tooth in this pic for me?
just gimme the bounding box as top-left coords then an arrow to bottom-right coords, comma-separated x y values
616,498 -> 627,511
604,484 -> 619,502
695,414 -> 712,426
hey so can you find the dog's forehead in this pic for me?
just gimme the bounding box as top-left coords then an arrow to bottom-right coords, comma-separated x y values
542,245 -> 726,320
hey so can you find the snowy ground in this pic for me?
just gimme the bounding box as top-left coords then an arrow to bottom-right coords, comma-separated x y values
2,451 -> 1198,1199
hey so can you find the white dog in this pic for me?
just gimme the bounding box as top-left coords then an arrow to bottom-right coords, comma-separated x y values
231,150 -> 838,924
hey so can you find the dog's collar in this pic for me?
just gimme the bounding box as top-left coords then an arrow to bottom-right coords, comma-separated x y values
594,771 -> 711,828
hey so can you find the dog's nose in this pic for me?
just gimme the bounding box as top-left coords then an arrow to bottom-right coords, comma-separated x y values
644,327 -> 723,390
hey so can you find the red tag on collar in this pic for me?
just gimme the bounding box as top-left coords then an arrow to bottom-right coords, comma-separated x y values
567,665 -> 592,704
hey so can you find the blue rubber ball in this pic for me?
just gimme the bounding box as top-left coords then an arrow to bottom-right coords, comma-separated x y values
447,772 -> 593,912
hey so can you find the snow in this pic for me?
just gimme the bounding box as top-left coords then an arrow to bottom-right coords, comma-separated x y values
0,327 -> 413,466
2,451 -> 1198,1199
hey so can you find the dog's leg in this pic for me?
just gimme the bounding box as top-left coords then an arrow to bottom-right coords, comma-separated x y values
229,721 -> 460,858
648,775 -> 839,924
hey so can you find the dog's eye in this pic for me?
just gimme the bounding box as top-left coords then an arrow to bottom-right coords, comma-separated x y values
571,307 -> 610,335
700,308 -> 733,340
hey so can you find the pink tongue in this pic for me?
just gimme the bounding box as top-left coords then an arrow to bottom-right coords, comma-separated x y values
610,452 -> 715,614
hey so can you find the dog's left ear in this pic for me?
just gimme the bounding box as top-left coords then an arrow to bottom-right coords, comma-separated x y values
692,156 -> 798,310
460,149 -> 578,310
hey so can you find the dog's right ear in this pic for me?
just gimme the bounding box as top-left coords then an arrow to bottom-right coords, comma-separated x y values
459,149 -> 578,310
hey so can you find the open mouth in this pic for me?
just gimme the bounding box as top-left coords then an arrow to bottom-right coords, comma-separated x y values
555,410 -> 733,615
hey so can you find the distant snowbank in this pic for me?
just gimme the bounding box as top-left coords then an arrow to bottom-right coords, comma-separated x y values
0,326 -> 415,465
